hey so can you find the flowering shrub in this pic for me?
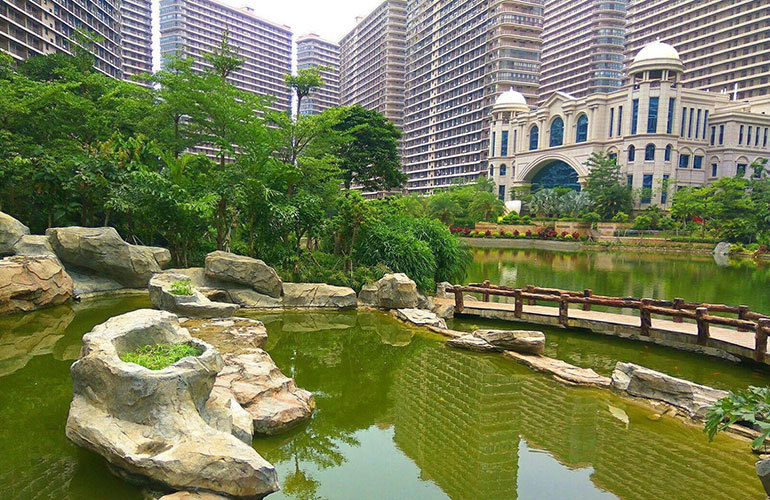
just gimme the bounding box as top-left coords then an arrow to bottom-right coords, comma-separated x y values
526,230 -> 532,237
513,230 -> 520,237
572,232 -> 580,239
485,230 -> 492,237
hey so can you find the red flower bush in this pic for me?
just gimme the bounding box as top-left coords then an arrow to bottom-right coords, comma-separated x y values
572,232 -> 580,239
485,230 -> 492,237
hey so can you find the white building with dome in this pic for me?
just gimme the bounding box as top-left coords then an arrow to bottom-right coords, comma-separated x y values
488,41 -> 770,208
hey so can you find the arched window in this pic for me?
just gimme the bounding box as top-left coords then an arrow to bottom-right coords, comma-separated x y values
576,115 -> 588,143
645,144 -> 655,161
664,144 -> 672,161
489,165 -> 495,177
628,145 -> 636,162
550,117 -> 564,147
499,164 -> 507,176
529,126 -> 539,150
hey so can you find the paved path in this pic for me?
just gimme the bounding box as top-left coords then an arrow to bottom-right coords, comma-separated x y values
434,297 -> 757,352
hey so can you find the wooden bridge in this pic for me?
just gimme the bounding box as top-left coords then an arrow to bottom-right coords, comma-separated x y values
440,282 -> 770,366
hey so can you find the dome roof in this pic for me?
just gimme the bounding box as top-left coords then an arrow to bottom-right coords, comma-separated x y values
633,41 -> 680,63
495,90 -> 527,106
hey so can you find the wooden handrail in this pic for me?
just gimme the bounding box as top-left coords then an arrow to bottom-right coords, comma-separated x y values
447,283 -> 770,361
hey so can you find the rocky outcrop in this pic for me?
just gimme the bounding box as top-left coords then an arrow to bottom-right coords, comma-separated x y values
214,350 -> 315,435
65,309 -> 278,498
0,256 -> 74,315
46,227 -> 170,288
282,282 -> 357,309
435,281 -> 454,299
504,351 -> 611,388
756,459 -> 770,497
12,234 -> 60,263
610,362 -> 728,418
432,301 -> 454,320
149,272 -> 239,318
205,251 -> 283,298
447,329 -> 545,354
393,308 -> 447,329
0,212 -> 29,255
181,317 -> 268,355
358,273 -> 419,309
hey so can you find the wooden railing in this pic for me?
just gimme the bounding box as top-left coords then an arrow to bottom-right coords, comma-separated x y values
447,281 -> 770,362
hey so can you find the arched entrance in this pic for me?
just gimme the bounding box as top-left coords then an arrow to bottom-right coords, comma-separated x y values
530,160 -> 580,191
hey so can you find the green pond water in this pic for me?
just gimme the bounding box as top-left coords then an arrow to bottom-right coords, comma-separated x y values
0,289 -> 768,499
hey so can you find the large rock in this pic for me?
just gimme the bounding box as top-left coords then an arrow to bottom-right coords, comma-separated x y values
611,362 -> 728,418
0,212 -> 29,255
504,351 -> 611,388
12,234 -> 60,263
214,350 -> 315,435
358,273 -> 419,309
149,272 -> 239,318
65,309 -> 278,498
0,256 -> 73,315
181,317 -> 268,355
447,329 -> 545,354
205,251 -> 283,298
282,282 -> 357,309
393,308 -> 447,329
756,459 -> 770,497
46,227 -> 170,288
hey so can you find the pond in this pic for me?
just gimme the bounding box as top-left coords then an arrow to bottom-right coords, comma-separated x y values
0,294 -> 766,499
467,248 -> 770,314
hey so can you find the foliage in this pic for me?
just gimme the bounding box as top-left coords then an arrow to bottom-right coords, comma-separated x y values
632,206 -> 675,230
704,386 -> 770,451
120,343 -> 203,370
612,212 -> 629,223
425,178 -> 501,227
529,188 -> 591,218
169,280 -> 193,296
583,152 -> 633,220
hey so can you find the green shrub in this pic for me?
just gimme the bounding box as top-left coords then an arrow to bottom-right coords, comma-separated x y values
582,212 -> 601,224
704,386 -> 770,450
169,280 -> 193,296
500,212 -> 520,224
612,212 -> 629,223
520,215 -> 532,224
632,214 -> 653,230
120,343 -> 203,370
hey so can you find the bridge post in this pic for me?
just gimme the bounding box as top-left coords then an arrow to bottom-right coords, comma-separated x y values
756,319 -> 770,363
453,288 -> 464,313
559,294 -> 569,326
514,289 -> 523,318
582,289 -> 592,311
737,305 -> 750,332
526,285 -> 535,305
695,307 -> 710,345
482,280 -> 490,302
672,298 -> 684,323
640,298 -> 652,336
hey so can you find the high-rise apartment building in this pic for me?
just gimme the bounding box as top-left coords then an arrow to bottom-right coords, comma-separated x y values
402,0 -> 543,194
159,0 -> 292,112
626,0 -> 770,100
121,0 -> 153,81
296,34 -> 340,115
339,0 -> 407,128
0,0 -> 124,79
539,0 -> 626,103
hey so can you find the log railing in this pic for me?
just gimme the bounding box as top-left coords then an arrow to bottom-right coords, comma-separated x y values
447,283 -> 770,362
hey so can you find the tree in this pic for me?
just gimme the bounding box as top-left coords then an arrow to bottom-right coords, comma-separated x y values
285,67 -> 324,117
332,106 -> 406,191
583,152 -> 633,220
469,190 -> 505,222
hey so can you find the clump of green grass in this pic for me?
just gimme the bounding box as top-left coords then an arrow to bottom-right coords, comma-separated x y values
120,343 -> 203,370
169,280 -> 194,296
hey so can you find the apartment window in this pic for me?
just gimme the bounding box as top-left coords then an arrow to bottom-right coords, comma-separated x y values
756,127 -> 761,147
765,128 -> 769,148
576,115 -> 588,143
609,152 -> 617,162
617,106 -> 623,136
737,163 -> 747,177
609,108 -> 614,138
501,131 -> 509,156
500,164 -> 507,176
695,109 -> 701,138
641,174 -> 653,203
498,185 -> 506,201
679,154 -> 690,168
489,166 -> 494,177
661,174 -> 669,204
647,97 -> 658,133
688,108 -> 694,138
529,126 -> 539,150
747,126 -> 752,146
719,125 -> 725,145
513,130 -> 518,153
710,126 -> 716,146
666,98 -> 675,134
550,117 -> 564,147
627,174 -> 633,187
665,144 -> 672,161
693,155 -> 703,169
645,144 -> 655,161
711,163 -> 718,177
703,110 -> 709,139
491,132 -> 496,155
739,125 -> 744,144
628,145 -> 635,162
631,99 -> 639,135
680,107 -> 686,136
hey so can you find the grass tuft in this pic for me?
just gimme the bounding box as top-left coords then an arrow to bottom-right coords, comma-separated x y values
120,342 -> 203,370
169,280 -> 194,296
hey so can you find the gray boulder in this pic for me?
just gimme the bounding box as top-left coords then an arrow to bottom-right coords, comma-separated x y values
205,251 -> 283,298
214,350 -> 315,436
756,459 -> 770,497
0,256 -> 74,315
358,273 -> 419,309
611,362 -> 728,418
448,329 -> 545,354
180,317 -> 268,355
12,234 -> 60,263
282,282 -> 357,309
435,281 -> 454,299
0,212 -> 29,256
46,227 -> 170,287
149,272 -> 239,318
65,309 -> 279,498
393,308 -> 447,329
432,301 -> 454,320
